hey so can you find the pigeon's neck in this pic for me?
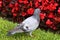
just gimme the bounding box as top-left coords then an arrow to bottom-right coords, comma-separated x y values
32,8 -> 40,22
32,14 -> 40,22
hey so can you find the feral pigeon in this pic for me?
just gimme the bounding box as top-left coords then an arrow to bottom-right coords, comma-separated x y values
7,8 -> 41,37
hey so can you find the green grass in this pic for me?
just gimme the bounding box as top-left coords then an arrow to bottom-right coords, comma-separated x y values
0,18 -> 60,40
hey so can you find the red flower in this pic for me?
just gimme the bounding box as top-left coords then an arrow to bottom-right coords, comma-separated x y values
18,0 -> 23,3
52,6 -> 56,10
40,13 -> 46,20
5,0 -> 11,2
53,26 -> 57,30
12,8 -> 15,13
48,12 -> 55,18
54,3 -> 58,7
50,25 -> 57,30
54,17 -> 60,22
47,3 -> 56,11
21,12 -> 26,16
23,0 -> 28,4
46,19 -> 53,25
29,1 -> 32,7
15,2 -> 19,7
0,1 -> 2,7
13,13 -> 17,17
58,7 -> 60,14
9,3 -> 14,8
35,1 -> 39,8
27,8 -> 34,15
2,9 -> 6,13
46,0 -> 49,2
38,0 -> 42,2
15,7 -> 19,11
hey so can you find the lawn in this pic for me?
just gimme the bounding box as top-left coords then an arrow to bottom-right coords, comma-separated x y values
0,18 -> 60,40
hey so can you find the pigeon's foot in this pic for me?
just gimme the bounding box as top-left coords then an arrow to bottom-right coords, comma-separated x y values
29,32 -> 34,37
30,34 -> 34,37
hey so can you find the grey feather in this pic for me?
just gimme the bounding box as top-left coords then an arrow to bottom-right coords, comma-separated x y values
7,8 -> 41,37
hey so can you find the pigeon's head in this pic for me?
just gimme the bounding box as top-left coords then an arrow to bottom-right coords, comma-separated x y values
33,8 -> 41,16
7,24 -> 24,36
33,8 -> 41,21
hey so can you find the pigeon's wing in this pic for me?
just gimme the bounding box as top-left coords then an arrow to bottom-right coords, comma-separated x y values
13,23 -> 25,31
15,24 -> 21,28
22,16 -> 39,32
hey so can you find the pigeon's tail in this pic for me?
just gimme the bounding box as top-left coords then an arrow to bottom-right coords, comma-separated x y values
7,28 -> 24,36
7,31 -> 13,36
7,24 -> 24,36
7,29 -> 24,36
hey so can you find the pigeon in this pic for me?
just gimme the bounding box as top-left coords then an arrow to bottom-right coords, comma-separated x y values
7,8 -> 41,37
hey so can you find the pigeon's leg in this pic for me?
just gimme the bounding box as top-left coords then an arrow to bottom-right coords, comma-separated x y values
29,32 -> 33,37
